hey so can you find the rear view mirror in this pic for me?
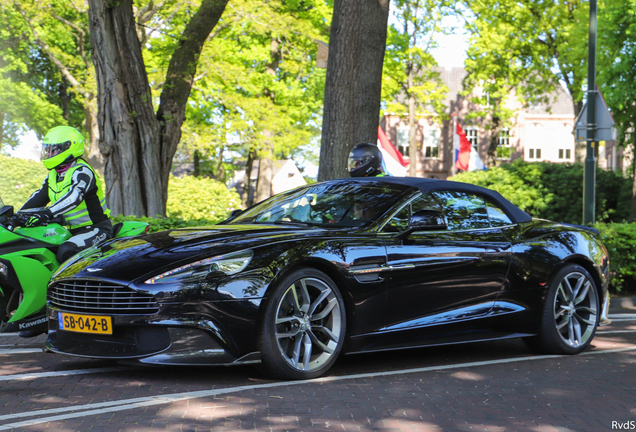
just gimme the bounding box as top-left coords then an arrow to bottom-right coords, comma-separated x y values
409,209 -> 447,231
0,205 -> 14,218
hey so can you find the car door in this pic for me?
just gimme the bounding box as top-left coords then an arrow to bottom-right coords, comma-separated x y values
381,190 -> 512,334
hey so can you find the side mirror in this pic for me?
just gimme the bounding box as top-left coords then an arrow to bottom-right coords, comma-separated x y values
409,209 -> 447,231
0,205 -> 14,218
229,209 -> 243,219
221,209 -> 244,224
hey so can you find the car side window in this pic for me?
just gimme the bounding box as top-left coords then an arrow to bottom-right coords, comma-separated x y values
485,198 -> 513,227
412,191 -> 490,231
383,204 -> 410,232
383,193 -> 443,233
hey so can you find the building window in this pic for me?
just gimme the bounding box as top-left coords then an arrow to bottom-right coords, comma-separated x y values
558,149 -> 572,160
465,127 -> 478,149
496,129 -> 511,159
396,125 -> 410,157
527,122 -> 544,161
423,128 -> 440,158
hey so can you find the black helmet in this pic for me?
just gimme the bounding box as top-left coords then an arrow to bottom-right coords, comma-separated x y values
348,143 -> 383,177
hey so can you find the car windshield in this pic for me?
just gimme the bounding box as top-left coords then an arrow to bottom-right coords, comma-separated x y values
229,181 -> 409,227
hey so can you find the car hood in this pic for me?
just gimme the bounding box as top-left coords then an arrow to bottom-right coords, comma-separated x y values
52,224 -> 333,283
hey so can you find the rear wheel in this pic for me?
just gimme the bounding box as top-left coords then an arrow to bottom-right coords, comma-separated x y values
525,264 -> 599,354
259,268 -> 346,380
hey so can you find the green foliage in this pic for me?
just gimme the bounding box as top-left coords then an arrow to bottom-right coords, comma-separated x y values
452,159 -> 631,224
0,155 -> 241,228
382,0 -> 452,120
0,154 -> 48,208
145,0 -> 331,182
165,175 -> 241,222
0,78 -> 66,147
112,174 -> 243,232
111,214 -> 220,233
0,0 -> 92,148
595,222 -> 636,291
597,0 -> 636,151
461,0 -> 587,122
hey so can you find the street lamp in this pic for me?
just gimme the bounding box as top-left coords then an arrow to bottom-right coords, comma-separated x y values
583,0 -> 597,225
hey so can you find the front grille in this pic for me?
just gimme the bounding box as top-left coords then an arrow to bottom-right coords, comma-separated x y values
49,279 -> 160,314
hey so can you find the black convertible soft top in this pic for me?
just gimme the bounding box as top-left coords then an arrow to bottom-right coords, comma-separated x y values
331,176 -> 533,224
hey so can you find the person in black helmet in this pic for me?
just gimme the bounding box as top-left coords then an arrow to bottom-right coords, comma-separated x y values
348,143 -> 386,177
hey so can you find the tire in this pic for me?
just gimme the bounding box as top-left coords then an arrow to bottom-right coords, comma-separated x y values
525,264 -> 600,354
258,267 -> 346,380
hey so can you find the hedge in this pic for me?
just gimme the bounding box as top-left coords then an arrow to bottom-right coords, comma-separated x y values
166,174 -> 241,223
452,159 -> 632,224
0,154 -> 48,209
0,154 -> 240,226
594,223 -> 636,292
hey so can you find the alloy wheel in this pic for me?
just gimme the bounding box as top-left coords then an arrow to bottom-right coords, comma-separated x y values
274,277 -> 343,373
553,271 -> 598,347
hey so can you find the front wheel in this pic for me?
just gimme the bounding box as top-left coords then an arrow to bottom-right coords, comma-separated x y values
258,268 -> 346,380
525,264 -> 600,354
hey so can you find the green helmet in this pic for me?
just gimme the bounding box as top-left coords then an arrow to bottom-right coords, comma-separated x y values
41,126 -> 84,170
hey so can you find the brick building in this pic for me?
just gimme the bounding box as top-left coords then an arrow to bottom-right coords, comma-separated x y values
381,67 -> 622,178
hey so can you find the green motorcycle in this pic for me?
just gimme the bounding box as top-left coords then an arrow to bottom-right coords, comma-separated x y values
0,195 -> 148,337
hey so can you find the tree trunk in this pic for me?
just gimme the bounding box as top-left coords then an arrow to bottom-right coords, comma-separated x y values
408,65 -> 416,177
0,112 -> 4,146
193,150 -> 201,177
88,0 -> 158,217
255,130 -> 275,203
59,78 -> 70,120
630,113 -> 636,222
88,0 -> 228,217
486,114 -> 501,167
573,99 -> 584,119
214,147 -> 225,181
318,0 -> 390,181
242,148 -> 256,207
84,103 -> 104,175
254,37 -> 281,201
255,157 -> 274,203
155,0 -> 229,214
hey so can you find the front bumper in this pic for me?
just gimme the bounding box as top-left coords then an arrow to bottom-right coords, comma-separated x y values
45,323 -> 261,366
45,300 -> 263,366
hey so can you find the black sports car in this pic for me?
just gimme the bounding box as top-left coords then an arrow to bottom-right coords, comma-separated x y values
45,177 -> 610,380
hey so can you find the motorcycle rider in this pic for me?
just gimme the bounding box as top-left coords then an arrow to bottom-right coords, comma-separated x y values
17,126 -> 112,264
348,142 -> 386,178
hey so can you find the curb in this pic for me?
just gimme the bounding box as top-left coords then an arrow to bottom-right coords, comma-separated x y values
609,296 -> 636,313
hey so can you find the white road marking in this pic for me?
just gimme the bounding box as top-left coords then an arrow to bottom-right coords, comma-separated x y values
0,346 -> 634,430
608,314 -> 636,319
596,330 -> 636,334
0,367 -> 138,382
0,349 -> 41,355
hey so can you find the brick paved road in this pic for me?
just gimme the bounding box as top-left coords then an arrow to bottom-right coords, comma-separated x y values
0,299 -> 634,432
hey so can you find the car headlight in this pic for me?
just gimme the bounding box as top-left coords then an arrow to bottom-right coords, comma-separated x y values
144,250 -> 253,284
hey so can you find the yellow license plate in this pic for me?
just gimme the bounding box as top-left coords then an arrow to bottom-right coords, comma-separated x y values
58,312 -> 112,335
